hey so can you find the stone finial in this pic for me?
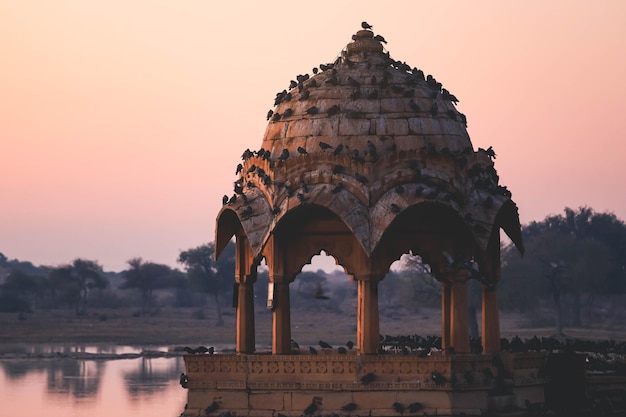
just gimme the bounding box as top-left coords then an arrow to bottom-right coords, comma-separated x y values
345,29 -> 384,57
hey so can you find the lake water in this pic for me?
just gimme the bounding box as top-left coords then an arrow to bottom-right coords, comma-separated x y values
0,344 -> 187,417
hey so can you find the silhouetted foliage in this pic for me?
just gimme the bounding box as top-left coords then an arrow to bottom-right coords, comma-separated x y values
121,258 -> 179,314
47,259 -> 108,316
178,242 -> 235,326
501,207 -> 626,332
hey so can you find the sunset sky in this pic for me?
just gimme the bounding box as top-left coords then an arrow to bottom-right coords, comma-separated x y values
2,1 -> 625,271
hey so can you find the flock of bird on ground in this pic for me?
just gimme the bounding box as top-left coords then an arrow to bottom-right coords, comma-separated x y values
220,22 -> 509,231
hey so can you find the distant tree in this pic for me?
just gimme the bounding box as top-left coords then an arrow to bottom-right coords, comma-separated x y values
121,258 -> 176,314
48,259 -> 108,316
501,207 -> 622,333
1,270 -> 47,310
178,242 -> 235,327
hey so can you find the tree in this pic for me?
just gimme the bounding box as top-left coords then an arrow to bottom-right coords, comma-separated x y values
1,270 -> 47,311
178,242 -> 235,326
121,258 -> 176,314
501,207 -> 622,333
48,259 -> 107,316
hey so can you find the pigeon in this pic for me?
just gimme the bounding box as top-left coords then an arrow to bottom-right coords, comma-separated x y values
392,402 -> 404,414
297,146 -> 308,155
361,21 -> 373,30
341,403 -> 357,412
360,372 -> 376,384
319,340 -> 332,349
179,373 -> 188,387
319,141 -> 333,150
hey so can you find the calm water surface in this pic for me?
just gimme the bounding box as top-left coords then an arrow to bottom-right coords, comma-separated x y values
0,344 -> 187,417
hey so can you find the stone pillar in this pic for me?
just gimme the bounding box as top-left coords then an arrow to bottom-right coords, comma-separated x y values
482,284 -> 500,354
357,276 -> 380,354
449,271 -> 470,353
235,235 -> 256,354
236,273 -> 256,354
272,277 -> 292,354
441,282 -> 451,350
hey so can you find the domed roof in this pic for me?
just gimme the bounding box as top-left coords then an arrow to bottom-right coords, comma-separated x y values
216,27 -> 523,274
263,29 -> 470,161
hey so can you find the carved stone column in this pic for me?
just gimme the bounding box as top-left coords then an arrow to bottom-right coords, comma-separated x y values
235,235 -> 256,354
449,270 -> 470,353
441,282 -> 451,350
482,284 -> 500,354
271,277 -> 291,354
356,274 -> 381,355
236,272 -> 256,354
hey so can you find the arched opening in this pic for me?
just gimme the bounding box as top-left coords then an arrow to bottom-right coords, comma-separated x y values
290,250 -> 356,353
379,251 -> 442,348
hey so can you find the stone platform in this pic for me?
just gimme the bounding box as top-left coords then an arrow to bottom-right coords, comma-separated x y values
182,351 -> 547,416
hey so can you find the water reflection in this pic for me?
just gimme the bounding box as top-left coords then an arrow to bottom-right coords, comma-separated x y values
0,345 -> 186,417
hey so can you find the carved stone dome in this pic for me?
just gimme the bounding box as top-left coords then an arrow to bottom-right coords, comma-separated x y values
217,28 -> 523,278
263,29 -> 470,162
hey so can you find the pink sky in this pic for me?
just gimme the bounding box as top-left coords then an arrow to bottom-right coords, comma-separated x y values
1,1 -> 625,271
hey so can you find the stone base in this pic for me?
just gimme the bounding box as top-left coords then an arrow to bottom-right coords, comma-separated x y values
182,352 -> 548,416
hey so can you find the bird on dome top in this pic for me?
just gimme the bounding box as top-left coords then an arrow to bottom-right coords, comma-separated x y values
361,21 -> 373,30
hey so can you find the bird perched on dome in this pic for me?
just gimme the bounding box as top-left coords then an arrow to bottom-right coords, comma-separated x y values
361,21 -> 373,30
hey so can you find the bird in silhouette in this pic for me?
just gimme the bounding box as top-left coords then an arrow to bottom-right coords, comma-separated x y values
485,146 -> 496,159
319,141 -> 333,150
222,195 -> 228,206
179,373 -> 188,388
266,110 -> 273,121
431,371 -> 447,385
360,372 -> 376,384
196,346 -> 209,354
362,21 -> 373,30
306,106 -> 319,115
346,341 -> 354,350
341,402 -> 357,412
309,346 -> 318,355
392,402 -> 404,414
337,346 -> 347,355
278,148 -> 289,161
205,401 -> 219,414
332,164 -> 344,174
296,192 -> 306,203
319,340 -> 332,349
300,90 -> 310,101
271,206 -> 281,215
283,108 -> 293,118
355,173 -> 368,184
374,34 -> 387,44
333,143 -> 344,155
304,401 -> 318,416
390,203 -> 401,213
291,339 -> 300,352
418,347 -> 431,357
408,402 -> 423,413
272,112 -> 281,122
208,346 -> 215,355
328,104 -> 340,116
331,183 -> 344,194
297,146 -> 308,155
